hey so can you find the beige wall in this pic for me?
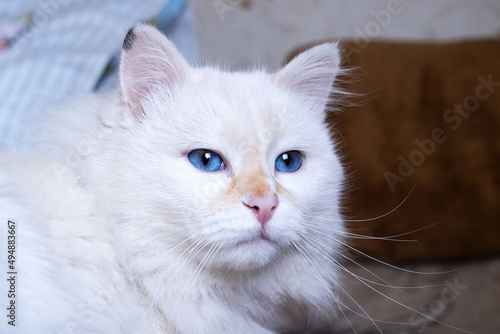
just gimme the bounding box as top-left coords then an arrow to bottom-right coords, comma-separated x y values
191,0 -> 500,69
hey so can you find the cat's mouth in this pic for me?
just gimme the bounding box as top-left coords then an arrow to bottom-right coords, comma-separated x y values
234,231 -> 273,248
213,230 -> 283,270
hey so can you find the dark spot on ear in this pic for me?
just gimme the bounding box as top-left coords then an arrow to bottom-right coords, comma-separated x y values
123,27 -> 135,50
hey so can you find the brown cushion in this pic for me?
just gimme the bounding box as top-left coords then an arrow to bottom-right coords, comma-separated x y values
288,40 -> 500,262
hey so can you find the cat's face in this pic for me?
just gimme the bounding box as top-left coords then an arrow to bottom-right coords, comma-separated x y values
101,25 -> 344,273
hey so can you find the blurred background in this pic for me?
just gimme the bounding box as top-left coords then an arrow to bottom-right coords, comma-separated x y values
191,0 -> 500,69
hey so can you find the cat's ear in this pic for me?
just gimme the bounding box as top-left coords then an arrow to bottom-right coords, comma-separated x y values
273,43 -> 341,109
119,24 -> 190,117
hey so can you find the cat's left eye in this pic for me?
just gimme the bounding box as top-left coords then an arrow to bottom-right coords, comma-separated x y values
188,149 -> 225,172
275,151 -> 302,173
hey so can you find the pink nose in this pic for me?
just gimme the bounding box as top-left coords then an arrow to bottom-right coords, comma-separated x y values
243,194 -> 279,226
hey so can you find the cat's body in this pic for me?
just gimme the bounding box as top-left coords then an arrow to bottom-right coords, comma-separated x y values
0,25 -> 345,333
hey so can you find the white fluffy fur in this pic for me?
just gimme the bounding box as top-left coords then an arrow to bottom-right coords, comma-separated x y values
0,25 -> 345,333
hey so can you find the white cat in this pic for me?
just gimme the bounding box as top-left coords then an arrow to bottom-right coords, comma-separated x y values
0,24 -> 346,333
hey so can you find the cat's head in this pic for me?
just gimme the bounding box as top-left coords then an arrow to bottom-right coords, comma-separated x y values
101,24 -> 344,273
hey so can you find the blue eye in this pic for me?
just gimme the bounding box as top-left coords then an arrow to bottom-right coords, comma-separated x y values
188,149 -> 225,172
275,151 -> 302,172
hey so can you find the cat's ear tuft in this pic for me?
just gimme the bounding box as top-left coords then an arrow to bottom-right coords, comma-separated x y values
122,28 -> 135,50
119,24 -> 190,118
274,43 -> 341,109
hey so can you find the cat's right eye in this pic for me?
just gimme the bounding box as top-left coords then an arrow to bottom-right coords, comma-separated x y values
188,149 -> 225,172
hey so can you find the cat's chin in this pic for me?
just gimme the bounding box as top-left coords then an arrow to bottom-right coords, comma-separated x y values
212,236 -> 283,272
